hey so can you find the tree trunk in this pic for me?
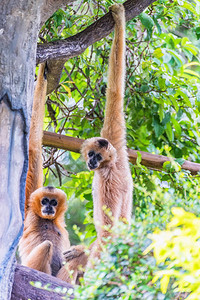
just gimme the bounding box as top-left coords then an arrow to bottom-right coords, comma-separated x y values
0,1 -> 67,298
0,2 -> 42,298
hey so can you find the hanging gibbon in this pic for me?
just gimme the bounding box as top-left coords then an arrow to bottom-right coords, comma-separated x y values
41,3 -> 131,281
81,3 -> 133,264
18,63 -> 71,280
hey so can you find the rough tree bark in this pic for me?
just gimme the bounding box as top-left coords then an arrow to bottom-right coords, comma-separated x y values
0,0 -> 158,298
11,265 -> 73,300
0,1 -> 68,299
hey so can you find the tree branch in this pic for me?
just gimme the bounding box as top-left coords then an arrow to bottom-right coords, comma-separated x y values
11,264 -> 73,300
43,131 -> 200,175
37,0 -> 156,93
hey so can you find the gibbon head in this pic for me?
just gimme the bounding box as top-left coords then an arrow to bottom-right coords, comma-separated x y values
30,186 -> 67,220
81,137 -> 117,171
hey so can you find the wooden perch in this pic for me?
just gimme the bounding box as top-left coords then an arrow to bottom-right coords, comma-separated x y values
11,264 -> 73,300
43,131 -> 200,175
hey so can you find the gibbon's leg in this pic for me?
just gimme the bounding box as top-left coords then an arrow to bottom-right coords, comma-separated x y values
101,4 -> 126,156
57,245 -> 88,284
25,63 -> 47,213
57,263 -> 78,284
23,240 -> 53,274
120,187 -> 133,223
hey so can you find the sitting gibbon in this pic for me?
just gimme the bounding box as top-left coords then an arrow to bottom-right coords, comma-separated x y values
19,64 -> 71,280
81,3 -> 133,264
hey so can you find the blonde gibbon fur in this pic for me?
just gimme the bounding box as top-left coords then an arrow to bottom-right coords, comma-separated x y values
19,63 -> 71,280
81,3 -> 133,265
47,3 -> 131,280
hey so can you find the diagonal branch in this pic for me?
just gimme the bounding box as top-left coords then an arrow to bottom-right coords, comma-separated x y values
36,0 -> 157,93
37,0 -> 156,63
42,131 -> 200,175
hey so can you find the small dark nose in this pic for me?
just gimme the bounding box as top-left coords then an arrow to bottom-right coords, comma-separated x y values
45,204 -> 54,214
88,156 -> 98,169
91,156 -> 97,165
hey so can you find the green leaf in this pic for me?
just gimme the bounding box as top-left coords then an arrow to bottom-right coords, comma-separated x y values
195,26 -> 200,39
139,13 -> 154,30
153,48 -> 164,59
162,112 -> 171,126
172,118 -> 181,137
181,2 -> 198,16
136,151 -> 142,165
167,50 -> 185,67
71,152 -> 80,160
175,89 -> 192,107
184,69 -> 200,79
175,158 -> 185,166
153,117 -> 165,138
181,37 -> 189,46
166,122 -> 174,142
153,17 -> 162,35
141,84 -> 149,92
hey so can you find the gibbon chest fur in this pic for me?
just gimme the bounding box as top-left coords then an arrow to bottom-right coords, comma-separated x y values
37,219 -> 63,276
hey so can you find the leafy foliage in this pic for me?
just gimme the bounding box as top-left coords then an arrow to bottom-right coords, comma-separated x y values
145,207 -> 200,299
38,0 -> 200,297
75,222 -> 161,300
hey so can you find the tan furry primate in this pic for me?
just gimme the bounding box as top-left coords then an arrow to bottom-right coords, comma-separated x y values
48,3 -> 131,280
19,64 -> 71,279
81,3 -> 133,264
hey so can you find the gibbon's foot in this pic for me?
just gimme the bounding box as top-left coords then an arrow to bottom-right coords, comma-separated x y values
109,3 -> 125,23
42,240 -> 53,252
63,245 -> 86,262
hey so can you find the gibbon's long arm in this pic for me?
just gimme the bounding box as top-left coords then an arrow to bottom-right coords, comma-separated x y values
101,5 -> 126,152
25,63 -> 47,212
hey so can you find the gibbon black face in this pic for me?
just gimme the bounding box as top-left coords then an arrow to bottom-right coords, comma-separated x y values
41,197 -> 58,217
88,150 -> 102,170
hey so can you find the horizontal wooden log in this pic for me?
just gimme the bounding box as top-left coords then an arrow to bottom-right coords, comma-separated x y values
43,131 -> 200,175
11,264 -> 73,300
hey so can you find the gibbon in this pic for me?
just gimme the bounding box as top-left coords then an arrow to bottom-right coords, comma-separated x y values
81,3 -> 133,264
45,3 -> 131,281
19,63 -> 71,279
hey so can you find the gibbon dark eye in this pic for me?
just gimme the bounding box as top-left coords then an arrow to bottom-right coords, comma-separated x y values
88,151 -> 95,157
50,199 -> 57,207
41,198 -> 49,205
98,139 -> 108,149
96,153 -> 102,161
